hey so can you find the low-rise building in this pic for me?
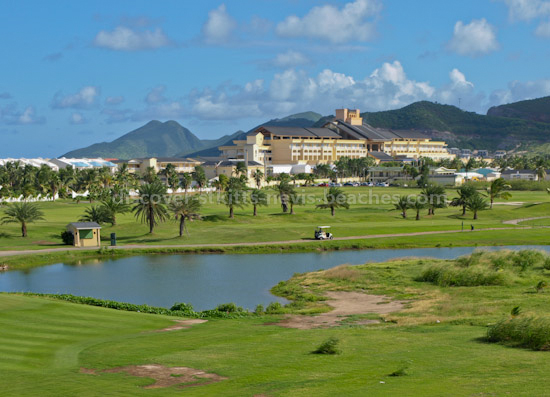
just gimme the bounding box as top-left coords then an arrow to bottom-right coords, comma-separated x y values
369,166 -> 405,183
119,157 -> 202,175
501,169 -> 539,181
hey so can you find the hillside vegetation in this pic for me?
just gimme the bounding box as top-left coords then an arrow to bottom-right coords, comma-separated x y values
487,96 -> 550,123
363,101 -> 550,150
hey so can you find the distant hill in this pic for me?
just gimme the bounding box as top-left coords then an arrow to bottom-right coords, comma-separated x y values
63,111 -> 324,160
62,120 -> 205,159
183,111 -> 324,158
487,96 -> 550,123
363,101 -> 550,150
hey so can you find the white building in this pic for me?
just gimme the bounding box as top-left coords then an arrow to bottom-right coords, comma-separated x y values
49,158 -> 118,173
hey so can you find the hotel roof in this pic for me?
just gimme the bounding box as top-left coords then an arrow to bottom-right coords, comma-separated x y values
253,126 -> 341,139
334,120 -> 429,141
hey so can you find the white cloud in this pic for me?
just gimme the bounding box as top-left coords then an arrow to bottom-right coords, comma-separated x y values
105,96 -> 124,105
499,0 -> 550,37
101,108 -> 132,124
448,19 -> 499,56
70,113 -> 87,125
535,20 -> 550,36
501,0 -> 550,21
273,50 -> 309,68
489,79 -> 550,106
1,104 -> 45,125
145,85 -> 167,104
276,0 -> 381,43
202,4 -> 237,45
52,86 -> 100,109
93,26 -> 170,51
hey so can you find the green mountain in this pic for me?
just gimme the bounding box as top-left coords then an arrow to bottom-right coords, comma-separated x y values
62,120 -> 205,159
487,96 -> 550,123
363,101 -> 550,150
62,111 -> 325,160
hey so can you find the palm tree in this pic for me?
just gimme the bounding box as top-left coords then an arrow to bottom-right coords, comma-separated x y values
252,169 -> 264,189
250,189 -> 268,216
421,184 -> 446,215
274,181 -> 294,213
213,174 -> 229,192
143,166 -> 158,184
168,196 -> 201,237
223,177 -> 247,218
1,202 -> 45,237
234,161 -> 248,178
316,187 -> 350,216
411,197 -> 427,221
450,184 -> 478,216
192,166 -> 207,193
79,205 -> 112,225
394,196 -> 411,218
466,194 -> 489,220
132,182 -> 169,233
100,197 -> 130,226
486,178 -> 512,209
288,190 -> 304,215
180,173 -> 193,195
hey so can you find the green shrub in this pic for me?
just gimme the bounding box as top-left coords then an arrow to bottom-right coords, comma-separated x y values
417,264 -> 507,287
170,302 -> 194,313
266,301 -> 283,314
487,316 -> 550,351
254,304 -> 264,315
215,302 -> 243,313
512,250 -> 545,271
312,337 -> 340,355
543,258 -> 550,270
60,231 -> 74,245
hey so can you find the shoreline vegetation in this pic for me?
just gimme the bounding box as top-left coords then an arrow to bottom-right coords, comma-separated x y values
1,226 -> 550,271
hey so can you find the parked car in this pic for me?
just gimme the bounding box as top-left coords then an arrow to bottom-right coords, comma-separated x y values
317,183 -> 329,187
377,182 -> 389,187
343,182 -> 354,186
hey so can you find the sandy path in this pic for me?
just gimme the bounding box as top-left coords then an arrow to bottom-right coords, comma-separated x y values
272,291 -> 405,329
0,222 -> 547,258
502,216 -> 550,225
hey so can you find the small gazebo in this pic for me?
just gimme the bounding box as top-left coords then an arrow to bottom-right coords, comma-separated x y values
66,222 -> 102,248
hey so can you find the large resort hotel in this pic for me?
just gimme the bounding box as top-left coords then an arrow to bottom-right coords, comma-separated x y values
219,108 -> 453,165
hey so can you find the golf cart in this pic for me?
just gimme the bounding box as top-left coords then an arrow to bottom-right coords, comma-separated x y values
315,226 -> 333,240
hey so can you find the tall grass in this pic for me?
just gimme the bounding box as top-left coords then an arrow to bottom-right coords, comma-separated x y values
487,316 -> 550,351
417,263 -> 508,286
417,249 -> 550,287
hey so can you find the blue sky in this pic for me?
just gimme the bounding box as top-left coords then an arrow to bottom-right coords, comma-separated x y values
2,0 -> 550,158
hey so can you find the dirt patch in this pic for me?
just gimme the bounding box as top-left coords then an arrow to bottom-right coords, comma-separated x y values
80,364 -> 226,389
272,292 -> 405,330
152,319 -> 208,332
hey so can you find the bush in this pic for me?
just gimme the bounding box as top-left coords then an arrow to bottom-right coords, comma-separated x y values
215,302 -> 243,313
254,304 -> 264,315
170,302 -> 194,313
512,250 -> 545,271
265,301 -> 283,314
60,231 -> 74,245
487,316 -> 550,351
312,337 -> 340,355
543,258 -> 550,270
417,264 -> 508,287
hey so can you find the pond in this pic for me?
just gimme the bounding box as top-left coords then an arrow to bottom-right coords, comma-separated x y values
1,245 -> 549,310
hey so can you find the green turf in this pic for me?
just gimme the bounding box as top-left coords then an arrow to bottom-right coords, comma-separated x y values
1,187 -> 549,253
4,249 -> 550,396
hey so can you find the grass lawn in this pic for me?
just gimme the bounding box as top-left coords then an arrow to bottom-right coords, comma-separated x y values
3,249 -> 550,395
1,187 -> 549,252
